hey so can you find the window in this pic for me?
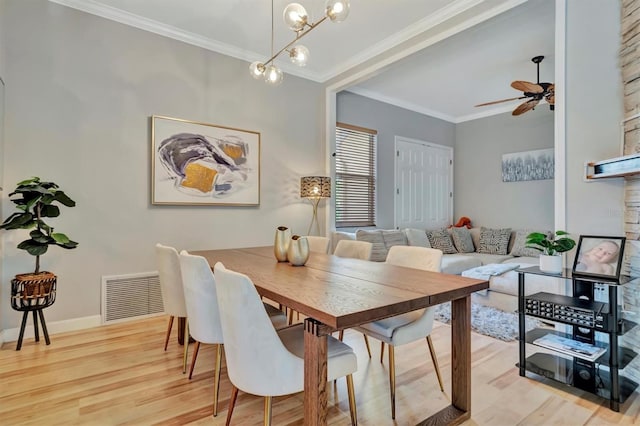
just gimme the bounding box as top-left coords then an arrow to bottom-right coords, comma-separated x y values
335,122 -> 377,228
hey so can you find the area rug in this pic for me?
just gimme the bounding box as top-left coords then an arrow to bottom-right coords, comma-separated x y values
434,302 -> 542,342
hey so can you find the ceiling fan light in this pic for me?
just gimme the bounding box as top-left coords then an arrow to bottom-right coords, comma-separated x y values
289,45 -> 309,66
249,61 -> 266,79
325,0 -> 350,22
283,3 -> 308,32
264,65 -> 284,86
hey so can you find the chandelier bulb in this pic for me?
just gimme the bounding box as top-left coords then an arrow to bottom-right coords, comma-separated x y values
283,3 -> 308,32
249,61 -> 266,79
289,45 -> 310,67
264,65 -> 284,86
325,0 -> 350,23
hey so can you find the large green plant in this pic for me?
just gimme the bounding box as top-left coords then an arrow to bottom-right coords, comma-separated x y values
0,177 -> 78,274
526,230 -> 575,256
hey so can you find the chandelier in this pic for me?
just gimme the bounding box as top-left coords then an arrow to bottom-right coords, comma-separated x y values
249,0 -> 351,86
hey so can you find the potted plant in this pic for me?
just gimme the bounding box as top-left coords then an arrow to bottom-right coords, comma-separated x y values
1,177 -> 78,293
525,230 -> 576,273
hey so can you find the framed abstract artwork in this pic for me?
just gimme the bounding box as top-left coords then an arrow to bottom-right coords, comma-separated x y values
502,148 -> 554,182
151,115 -> 260,206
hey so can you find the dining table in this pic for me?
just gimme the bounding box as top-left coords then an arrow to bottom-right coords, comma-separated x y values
192,246 -> 489,426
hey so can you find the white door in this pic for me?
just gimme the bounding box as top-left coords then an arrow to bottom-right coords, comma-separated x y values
394,137 -> 453,230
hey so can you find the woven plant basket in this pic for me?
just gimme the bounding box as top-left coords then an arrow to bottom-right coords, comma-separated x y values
11,271 -> 57,311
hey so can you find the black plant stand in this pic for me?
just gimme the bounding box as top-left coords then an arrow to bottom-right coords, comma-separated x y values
11,272 -> 57,351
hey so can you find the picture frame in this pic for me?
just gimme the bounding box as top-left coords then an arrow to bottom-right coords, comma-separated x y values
151,115 -> 260,206
571,235 -> 626,281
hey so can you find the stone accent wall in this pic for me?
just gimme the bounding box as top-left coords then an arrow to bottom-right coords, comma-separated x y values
622,0 -> 640,278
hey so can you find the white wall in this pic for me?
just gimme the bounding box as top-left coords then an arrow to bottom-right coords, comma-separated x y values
455,108 -> 554,230
1,0 -> 326,330
565,0 -> 624,237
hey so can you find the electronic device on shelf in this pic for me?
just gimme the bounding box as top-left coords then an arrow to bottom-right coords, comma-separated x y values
525,292 -> 608,330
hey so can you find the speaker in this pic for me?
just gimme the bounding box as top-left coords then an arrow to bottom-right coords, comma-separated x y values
573,358 -> 596,393
572,279 -> 595,343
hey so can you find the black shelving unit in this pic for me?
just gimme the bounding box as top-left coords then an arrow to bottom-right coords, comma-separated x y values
517,266 -> 639,411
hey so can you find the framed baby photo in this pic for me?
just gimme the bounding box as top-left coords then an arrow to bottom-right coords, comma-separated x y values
571,235 -> 626,281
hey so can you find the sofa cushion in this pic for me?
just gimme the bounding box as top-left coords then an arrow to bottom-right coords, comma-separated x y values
509,229 -> 546,258
404,228 -> 431,248
450,227 -> 475,253
381,230 -> 408,249
441,255 -> 482,275
427,228 -> 458,254
477,227 -> 512,255
355,229 -> 387,262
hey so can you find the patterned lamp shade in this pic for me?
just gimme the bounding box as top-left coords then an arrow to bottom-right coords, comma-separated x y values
300,176 -> 331,198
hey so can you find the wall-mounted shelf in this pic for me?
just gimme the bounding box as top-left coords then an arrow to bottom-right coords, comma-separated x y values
585,153 -> 640,180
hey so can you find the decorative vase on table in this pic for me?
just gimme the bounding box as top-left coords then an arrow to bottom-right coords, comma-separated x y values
539,254 -> 563,274
287,235 -> 310,266
274,226 -> 291,262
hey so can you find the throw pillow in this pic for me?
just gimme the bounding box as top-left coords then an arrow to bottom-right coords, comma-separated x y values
510,229 -> 549,257
477,227 -> 512,255
381,230 -> 408,249
426,228 -> 458,254
404,228 -> 431,248
355,229 -> 387,262
450,227 -> 475,253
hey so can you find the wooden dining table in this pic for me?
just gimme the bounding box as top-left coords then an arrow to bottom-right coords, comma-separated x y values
192,246 -> 489,426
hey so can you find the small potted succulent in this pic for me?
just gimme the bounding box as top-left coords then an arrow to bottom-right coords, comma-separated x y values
1,177 -> 78,296
526,230 -> 576,273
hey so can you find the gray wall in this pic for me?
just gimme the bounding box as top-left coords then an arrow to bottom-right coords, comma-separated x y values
1,1 -> 326,330
565,0 -> 625,237
336,91 -> 455,229
455,108 -> 554,230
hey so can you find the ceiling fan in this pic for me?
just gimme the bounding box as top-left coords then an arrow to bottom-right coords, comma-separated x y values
475,55 -> 555,116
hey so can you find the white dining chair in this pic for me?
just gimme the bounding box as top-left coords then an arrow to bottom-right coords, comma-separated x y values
305,235 -> 331,254
214,262 -> 358,426
333,240 -> 372,260
354,245 -> 445,419
179,251 -> 288,417
156,243 -> 190,373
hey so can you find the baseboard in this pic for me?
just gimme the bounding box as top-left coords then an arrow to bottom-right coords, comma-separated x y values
1,314 -> 102,343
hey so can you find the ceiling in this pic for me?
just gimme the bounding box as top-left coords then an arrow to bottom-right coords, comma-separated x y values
49,0 -> 555,123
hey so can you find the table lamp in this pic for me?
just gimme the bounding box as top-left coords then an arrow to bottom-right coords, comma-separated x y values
300,176 -> 331,235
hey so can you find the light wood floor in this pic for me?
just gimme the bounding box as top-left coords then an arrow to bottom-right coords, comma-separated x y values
2,315 -> 640,425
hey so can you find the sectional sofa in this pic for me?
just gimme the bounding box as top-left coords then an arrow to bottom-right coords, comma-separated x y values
330,227 -> 565,312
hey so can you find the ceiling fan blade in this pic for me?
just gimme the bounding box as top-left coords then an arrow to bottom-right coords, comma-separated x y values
546,94 -> 555,105
512,99 -> 540,116
475,96 -> 526,107
511,80 -> 544,93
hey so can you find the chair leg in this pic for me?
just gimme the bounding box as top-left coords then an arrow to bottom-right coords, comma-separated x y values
426,335 -> 444,392
38,309 -> 50,345
288,309 -> 294,325
188,341 -> 200,379
362,334 -> 371,358
346,374 -> 358,425
226,385 -> 239,426
16,311 -> 29,351
32,310 -> 40,342
380,342 -> 385,363
264,395 -> 273,426
389,345 -> 396,420
182,320 -> 189,374
164,316 -> 174,351
213,343 -> 222,416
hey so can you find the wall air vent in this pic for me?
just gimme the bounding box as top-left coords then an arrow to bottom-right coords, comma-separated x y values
101,272 -> 164,324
